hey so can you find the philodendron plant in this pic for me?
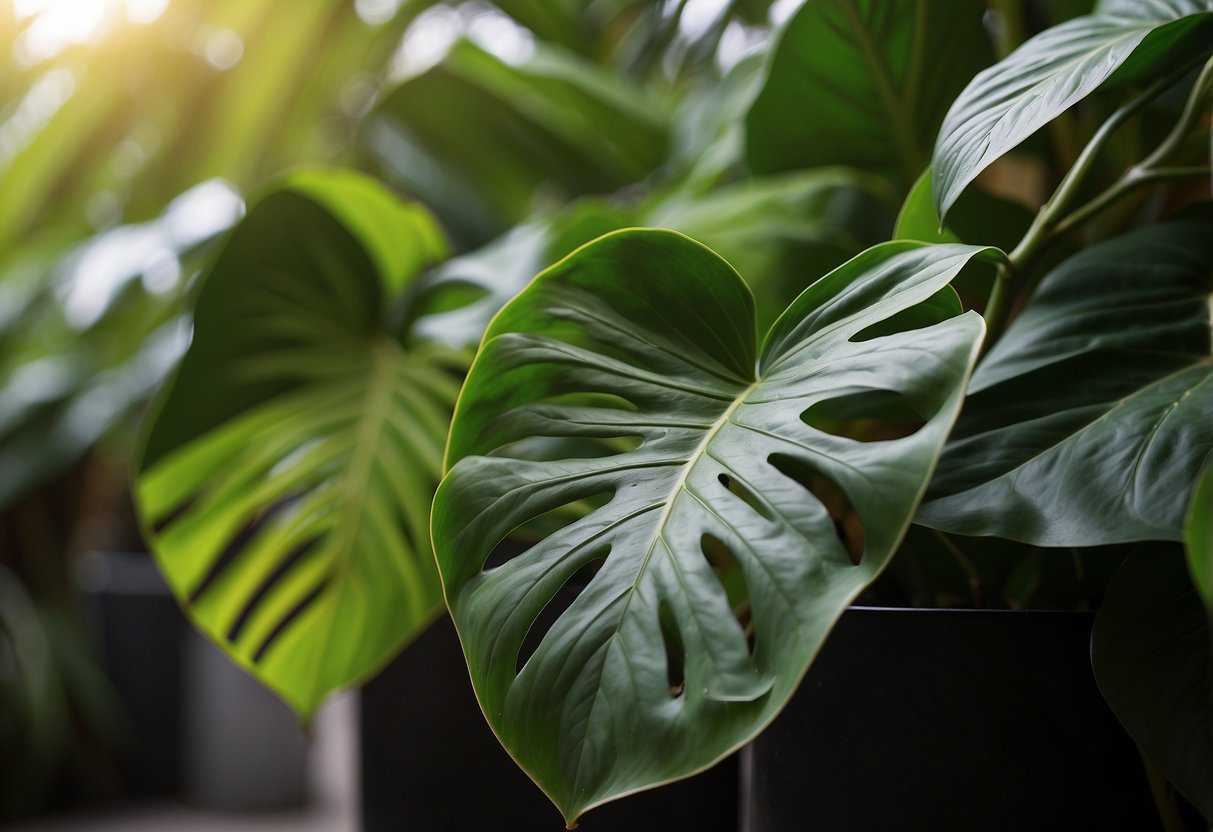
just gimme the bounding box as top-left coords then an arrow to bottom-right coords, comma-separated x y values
430,0 -> 1213,826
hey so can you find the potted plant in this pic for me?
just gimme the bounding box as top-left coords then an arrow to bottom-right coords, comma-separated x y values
128,0 -> 1213,829
429,0 -> 1213,828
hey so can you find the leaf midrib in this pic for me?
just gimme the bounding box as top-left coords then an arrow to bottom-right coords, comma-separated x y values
569,378 -> 757,783
836,0 -> 925,181
298,336 -> 405,710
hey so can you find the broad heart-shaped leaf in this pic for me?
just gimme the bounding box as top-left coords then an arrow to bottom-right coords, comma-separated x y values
135,170 -> 457,721
1190,466 -> 1213,610
1092,545 -> 1213,821
432,230 -> 990,823
745,0 -> 992,184
933,0 -> 1213,219
918,210 -> 1213,545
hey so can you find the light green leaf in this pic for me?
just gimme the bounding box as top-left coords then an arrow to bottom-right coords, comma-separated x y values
135,171 -> 455,720
933,0 -> 1213,219
919,210 -> 1213,545
746,0 -> 992,183
432,230 -> 991,823
1092,545 -> 1213,821
1189,465 -> 1213,610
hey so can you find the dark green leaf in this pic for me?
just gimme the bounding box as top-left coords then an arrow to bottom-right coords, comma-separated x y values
1092,545 -> 1213,821
433,231 -> 990,822
135,170 -> 454,720
919,211 -> 1213,545
933,0 -> 1213,219
746,0 -> 993,184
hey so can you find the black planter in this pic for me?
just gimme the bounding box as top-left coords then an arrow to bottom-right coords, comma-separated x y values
742,607 -> 1159,832
361,614 -> 739,832
78,550 -> 187,796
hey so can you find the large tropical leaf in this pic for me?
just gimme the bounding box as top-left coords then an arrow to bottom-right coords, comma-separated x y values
745,0 -> 992,184
364,39 -> 667,244
432,230 -> 990,822
932,0 -> 1213,219
135,170 -> 456,720
1092,545 -> 1213,821
918,211 -> 1213,545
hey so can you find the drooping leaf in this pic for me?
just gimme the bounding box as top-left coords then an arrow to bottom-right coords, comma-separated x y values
919,210 -> 1213,545
432,230 -> 990,822
932,0 -> 1213,219
1092,545 -> 1213,821
1189,466 -> 1213,611
364,39 -> 668,244
135,170 -> 456,720
746,0 -> 993,184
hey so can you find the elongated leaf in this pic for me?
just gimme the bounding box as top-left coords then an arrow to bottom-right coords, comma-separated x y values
135,170 -> 455,720
933,0 -> 1213,219
746,0 -> 992,183
1190,466 -> 1213,611
1092,545 -> 1213,821
919,211 -> 1213,545
432,230 -> 990,822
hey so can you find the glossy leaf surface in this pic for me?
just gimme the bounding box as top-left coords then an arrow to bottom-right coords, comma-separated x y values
746,0 -> 992,183
433,230 -> 989,821
1093,546 -> 1213,821
919,212 -> 1213,545
933,0 -> 1213,218
136,171 -> 455,720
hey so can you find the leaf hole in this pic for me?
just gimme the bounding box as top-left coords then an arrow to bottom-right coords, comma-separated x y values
489,490 -> 615,569
849,287 -> 959,343
226,534 -> 324,643
490,434 -> 643,462
189,491 -> 304,605
701,533 -> 755,656
801,389 -> 928,442
515,553 -> 607,676
251,573 -> 330,664
768,455 -> 866,566
717,473 -> 774,522
659,600 -> 685,698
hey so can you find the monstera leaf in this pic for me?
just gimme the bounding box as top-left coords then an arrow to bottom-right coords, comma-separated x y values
1092,544 -> 1213,821
933,0 -> 1213,218
746,0 -> 992,183
919,211 -> 1213,545
432,230 -> 991,822
135,170 -> 458,720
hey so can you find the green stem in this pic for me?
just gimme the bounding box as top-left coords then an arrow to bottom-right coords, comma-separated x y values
1047,164 -> 1211,242
1141,751 -> 1188,832
932,530 -> 983,608
1008,54 -> 1212,270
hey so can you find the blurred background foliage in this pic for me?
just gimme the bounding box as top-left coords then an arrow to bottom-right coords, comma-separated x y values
1,0 -> 1102,819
